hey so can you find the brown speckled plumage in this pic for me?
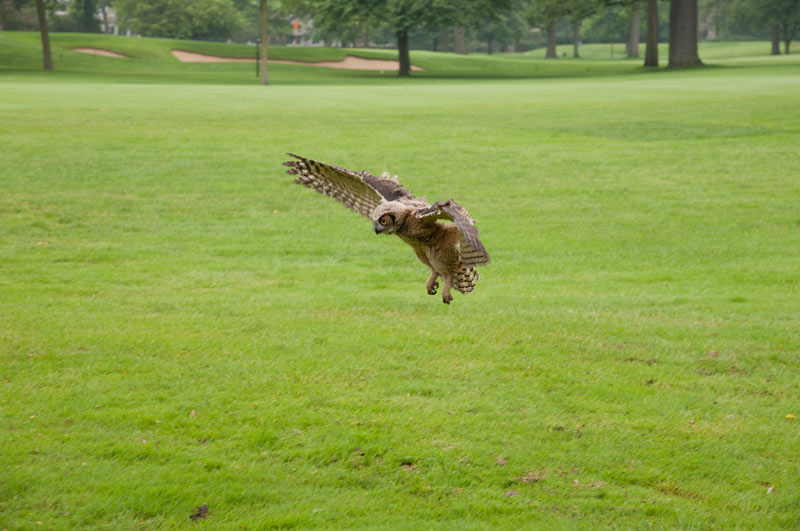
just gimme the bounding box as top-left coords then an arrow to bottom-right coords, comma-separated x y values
283,153 -> 489,304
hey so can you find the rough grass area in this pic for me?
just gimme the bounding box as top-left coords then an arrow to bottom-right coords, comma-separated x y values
1,39 -> 800,529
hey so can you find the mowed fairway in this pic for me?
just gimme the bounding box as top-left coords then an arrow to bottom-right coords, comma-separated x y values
2,49 -> 800,528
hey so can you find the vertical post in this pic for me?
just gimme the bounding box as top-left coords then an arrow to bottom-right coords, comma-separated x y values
260,0 -> 269,85
256,39 -> 260,78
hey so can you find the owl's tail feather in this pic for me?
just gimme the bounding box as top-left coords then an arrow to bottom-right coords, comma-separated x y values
453,267 -> 479,294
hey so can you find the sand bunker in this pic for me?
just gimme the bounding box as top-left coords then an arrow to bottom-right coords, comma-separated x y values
171,50 -> 253,63
72,47 -> 128,58
171,49 -> 421,71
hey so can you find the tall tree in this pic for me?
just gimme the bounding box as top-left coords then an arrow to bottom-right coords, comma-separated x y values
577,0 -> 660,67
437,25 -> 450,51
565,0 -> 604,59
528,0 -> 605,60
571,19 -> 581,58
0,0 -> 13,30
770,24 -> 780,55
450,0 -> 513,54
98,0 -> 112,33
311,0 -> 416,74
475,9 -> 526,54
35,0 -> 52,70
453,25 -> 467,54
773,0 -> 800,54
116,0 -> 243,40
313,0 -> 510,75
260,0 -> 268,85
644,0 -> 658,66
627,1 -> 641,58
545,20 -> 557,57
527,1 -> 564,59
307,0 -> 375,48
71,0 -> 101,32
731,0 -> 800,55
668,0 -> 702,67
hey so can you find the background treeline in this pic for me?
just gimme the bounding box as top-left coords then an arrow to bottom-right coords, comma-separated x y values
1,0 -> 798,54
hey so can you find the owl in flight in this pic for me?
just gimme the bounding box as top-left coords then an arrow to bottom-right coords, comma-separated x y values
284,154 -> 490,304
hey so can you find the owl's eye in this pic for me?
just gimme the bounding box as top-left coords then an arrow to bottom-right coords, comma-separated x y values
379,216 -> 388,226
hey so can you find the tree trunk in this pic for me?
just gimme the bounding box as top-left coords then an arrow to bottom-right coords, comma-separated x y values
81,0 -> 94,32
545,21 -> 557,58
100,4 -> 109,33
397,29 -> 410,76
35,0 -> 52,71
628,2 -> 641,58
440,27 -> 450,52
0,0 -> 11,31
645,0 -> 658,66
782,22 -> 792,55
453,26 -> 467,54
572,20 -> 581,58
487,37 -> 493,55
770,24 -> 780,55
363,26 -> 370,48
260,0 -> 268,85
668,0 -> 702,68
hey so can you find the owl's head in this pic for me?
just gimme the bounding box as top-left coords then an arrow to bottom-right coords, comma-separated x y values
372,201 -> 407,235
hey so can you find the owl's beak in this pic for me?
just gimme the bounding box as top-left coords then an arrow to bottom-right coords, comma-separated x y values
374,223 -> 384,234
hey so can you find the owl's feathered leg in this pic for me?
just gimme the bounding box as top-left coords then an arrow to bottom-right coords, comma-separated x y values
426,270 -> 439,295
441,277 -> 454,304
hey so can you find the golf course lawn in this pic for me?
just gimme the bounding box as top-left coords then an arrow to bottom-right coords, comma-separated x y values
1,33 -> 799,528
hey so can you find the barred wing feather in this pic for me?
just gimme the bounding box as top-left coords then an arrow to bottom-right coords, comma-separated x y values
284,153 -> 415,219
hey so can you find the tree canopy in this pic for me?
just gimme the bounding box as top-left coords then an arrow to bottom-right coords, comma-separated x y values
729,0 -> 800,54
115,0 -> 243,40
310,0 -> 512,75
15,0 -> 792,75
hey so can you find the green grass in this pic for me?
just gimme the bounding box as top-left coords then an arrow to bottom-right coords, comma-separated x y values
3,31 -> 799,85
2,37 -> 800,529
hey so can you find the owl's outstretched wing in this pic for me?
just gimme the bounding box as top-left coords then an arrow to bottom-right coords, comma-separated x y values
283,153 -> 415,219
416,200 -> 490,266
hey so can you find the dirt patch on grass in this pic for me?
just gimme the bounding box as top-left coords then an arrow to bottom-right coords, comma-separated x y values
72,48 -> 128,58
170,49 -> 422,71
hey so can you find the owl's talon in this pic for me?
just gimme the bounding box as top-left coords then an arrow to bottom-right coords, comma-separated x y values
427,281 -> 439,295
442,294 -> 453,304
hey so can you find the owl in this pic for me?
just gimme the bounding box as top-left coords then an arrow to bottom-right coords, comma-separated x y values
283,154 -> 490,304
